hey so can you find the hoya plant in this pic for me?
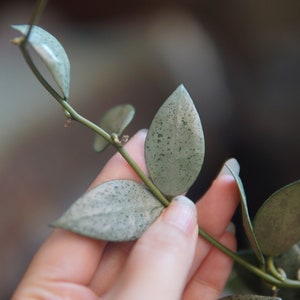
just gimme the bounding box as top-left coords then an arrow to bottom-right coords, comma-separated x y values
11,1 -> 300,299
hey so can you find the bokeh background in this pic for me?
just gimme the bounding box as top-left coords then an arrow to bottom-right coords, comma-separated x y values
1,0 -> 300,298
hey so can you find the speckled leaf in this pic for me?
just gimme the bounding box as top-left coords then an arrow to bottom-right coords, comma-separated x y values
219,295 -> 281,300
253,180 -> 300,256
12,25 -> 70,98
94,104 -> 135,152
225,160 -> 265,264
145,85 -> 204,197
51,180 -> 164,241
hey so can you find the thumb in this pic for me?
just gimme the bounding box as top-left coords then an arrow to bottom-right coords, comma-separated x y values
106,196 -> 198,300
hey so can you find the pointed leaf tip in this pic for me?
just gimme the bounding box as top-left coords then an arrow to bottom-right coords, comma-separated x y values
145,85 -> 205,197
12,24 -> 70,98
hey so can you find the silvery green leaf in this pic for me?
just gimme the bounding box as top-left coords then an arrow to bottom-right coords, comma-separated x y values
253,180 -> 300,256
94,104 -> 135,152
51,180 -> 164,241
219,295 -> 281,300
12,25 -> 70,98
145,85 -> 205,197
225,160 -> 265,264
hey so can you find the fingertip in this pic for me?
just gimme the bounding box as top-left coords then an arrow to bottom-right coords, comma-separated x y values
217,158 -> 240,177
196,173 -> 240,239
211,173 -> 240,201
136,128 -> 148,136
214,173 -> 236,186
108,195 -> 198,299
128,128 -> 148,144
163,195 -> 198,236
225,221 -> 236,236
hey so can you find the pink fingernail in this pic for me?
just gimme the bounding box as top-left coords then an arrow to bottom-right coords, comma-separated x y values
163,195 -> 197,235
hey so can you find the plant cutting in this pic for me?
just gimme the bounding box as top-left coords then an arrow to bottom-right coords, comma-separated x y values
10,1 -> 300,299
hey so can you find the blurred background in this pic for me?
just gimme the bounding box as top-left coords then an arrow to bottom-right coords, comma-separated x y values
1,0 -> 300,298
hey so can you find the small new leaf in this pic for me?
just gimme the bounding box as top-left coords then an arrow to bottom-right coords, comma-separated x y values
145,85 -> 205,197
94,104 -> 135,152
12,25 -> 70,98
51,180 -> 164,241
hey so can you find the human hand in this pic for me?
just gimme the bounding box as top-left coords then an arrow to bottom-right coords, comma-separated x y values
12,129 -> 239,300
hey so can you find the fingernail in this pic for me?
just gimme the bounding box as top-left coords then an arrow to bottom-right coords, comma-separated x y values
138,128 -> 148,134
163,195 -> 197,235
218,158 -> 240,177
134,129 -> 148,140
225,222 -> 236,235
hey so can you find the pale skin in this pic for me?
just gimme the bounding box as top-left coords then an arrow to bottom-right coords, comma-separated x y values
12,129 -> 239,300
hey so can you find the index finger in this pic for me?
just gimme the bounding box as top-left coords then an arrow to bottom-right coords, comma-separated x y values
15,130 -> 148,289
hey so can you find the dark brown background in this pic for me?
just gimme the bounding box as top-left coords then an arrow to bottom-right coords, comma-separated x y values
1,1 -> 300,298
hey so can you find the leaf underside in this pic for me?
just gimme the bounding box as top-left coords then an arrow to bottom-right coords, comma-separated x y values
145,84 -> 205,197
51,180 -> 164,241
225,161 -> 265,264
94,104 -> 135,152
253,180 -> 300,256
12,24 -> 70,98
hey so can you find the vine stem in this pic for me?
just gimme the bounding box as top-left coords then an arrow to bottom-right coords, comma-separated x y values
49,103 -> 300,289
15,25 -> 300,290
198,228 -> 300,288
59,102 -> 170,207
25,0 -> 48,44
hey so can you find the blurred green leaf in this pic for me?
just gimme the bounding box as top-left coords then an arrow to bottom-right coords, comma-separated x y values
51,180 -> 164,241
93,104 -> 135,152
225,161 -> 265,264
219,295 -> 281,300
272,242 -> 300,300
274,241 -> 300,279
225,250 -> 262,295
145,84 -> 205,197
12,25 -> 70,98
253,180 -> 300,256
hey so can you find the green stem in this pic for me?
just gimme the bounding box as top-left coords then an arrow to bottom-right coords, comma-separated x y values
59,101 -> 113,143
57,99 -> 169,208
60,102 -> 170,207
198,227 -> 300,288
267,256 -> 286,281
29,0 -> 48,25
18,0 -> 52,96
17,18 -> 300,289
62,99 -> 300,290
25,0 -> 48,43
118,146 -> 170,207
19,42 -> 63,101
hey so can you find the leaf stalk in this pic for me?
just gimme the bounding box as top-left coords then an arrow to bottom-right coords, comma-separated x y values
198,228 -> 300,288
16,10 -> 300,290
